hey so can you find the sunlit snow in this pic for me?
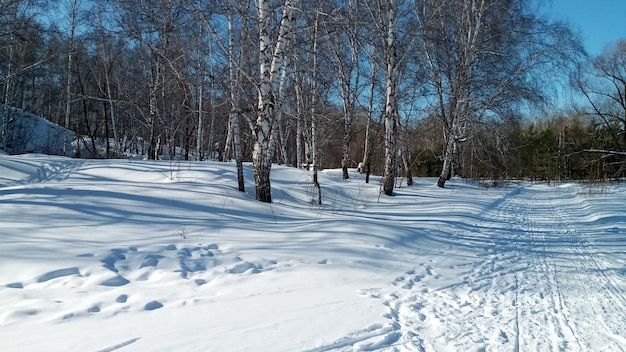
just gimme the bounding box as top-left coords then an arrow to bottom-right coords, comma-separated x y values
1,154 -> 625,351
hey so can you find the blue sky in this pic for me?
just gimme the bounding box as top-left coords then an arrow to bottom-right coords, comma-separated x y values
546,0 -> 626,56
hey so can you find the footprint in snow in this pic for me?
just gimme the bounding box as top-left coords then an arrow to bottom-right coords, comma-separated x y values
144,300 -> 163,311
101,248 -> 130,273
392,276 -> 405,286
228,261 -> 262,274
36,267 -> 81,283
6,282 -> 23,289
100,275 -> 130,287
359,288 -> 382,299
139,254 -> 163,269
413,274 -> 425,282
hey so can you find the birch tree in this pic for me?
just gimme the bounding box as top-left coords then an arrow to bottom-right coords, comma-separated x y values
93,2 -> 122,157
369,0 -> 401,196
293,58 -> 307,170
310,9 -> 322,204
576,39 -> 626,152
61,0 -> 84,155
228,1 -> 245,192
416,0 -> 583,187
326,0 -> 364,179
359,50 -> 382,183
254,0 -> 297,202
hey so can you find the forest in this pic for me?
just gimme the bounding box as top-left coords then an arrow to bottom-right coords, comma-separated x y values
1,0 -> 625,202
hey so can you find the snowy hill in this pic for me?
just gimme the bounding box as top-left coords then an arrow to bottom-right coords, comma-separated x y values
0,106 -> 75,156
0,155 -> 625,351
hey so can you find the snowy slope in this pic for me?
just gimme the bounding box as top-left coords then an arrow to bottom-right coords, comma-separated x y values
0,106 -> 75,156
0,154 -> 625,351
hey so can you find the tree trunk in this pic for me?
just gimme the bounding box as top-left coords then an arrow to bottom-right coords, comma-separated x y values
362,60 -> 376,184
295,71 -> 304,169
255,0 -> 274,203
253,121 -> 273,202
64,0 -> 78,156
196,84 -> 204,161
270,26 -> 293,165
438,135 -> 455,187
98,8 -> 119,158
311,11 -> 322,204
223,116 -> 233,161
228,4 -> 245,192
254,0 -> 297,203
382,0 -> 398,196
104,102 -> 110,158
400,128 -> 413,186
77,67 -> 97,157
341,122 -> 350,179
234,115 -> 245,193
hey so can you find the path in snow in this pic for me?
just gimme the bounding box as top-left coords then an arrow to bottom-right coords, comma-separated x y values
339,184 -> 626,351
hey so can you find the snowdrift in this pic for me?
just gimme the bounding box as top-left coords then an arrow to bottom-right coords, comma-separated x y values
0,106 -> 75,156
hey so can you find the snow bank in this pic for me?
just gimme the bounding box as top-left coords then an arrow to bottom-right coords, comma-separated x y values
0,105 -> 75,156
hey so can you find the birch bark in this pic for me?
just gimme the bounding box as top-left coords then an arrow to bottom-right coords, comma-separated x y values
382,0 -> 399,196
254,0 -> 297,202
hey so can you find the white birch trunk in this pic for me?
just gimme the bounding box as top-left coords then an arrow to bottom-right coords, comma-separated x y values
382,0 -> 399,196
269,50 -> 291,164
331,3 -> 360,180
294,70 -> 304,169
254,0 -> 297,203
310,11 -> 322,204
435,0 -> 485,187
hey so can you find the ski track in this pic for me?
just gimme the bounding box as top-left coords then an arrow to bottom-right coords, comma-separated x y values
341,184 -> 626,351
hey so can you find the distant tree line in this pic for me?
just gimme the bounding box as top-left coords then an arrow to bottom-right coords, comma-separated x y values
0,0 -> 623,202
411,111 -> 626,183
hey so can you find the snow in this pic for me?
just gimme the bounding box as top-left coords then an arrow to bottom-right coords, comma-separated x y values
0,106 -> 75,156
1,154 -> 625,351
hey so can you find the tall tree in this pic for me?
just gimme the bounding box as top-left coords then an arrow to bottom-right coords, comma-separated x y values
310,8 -> 322,204
254,0 -> 297,202
576,39 -> 626,152
58,0 -> 90,156
93,1 -> 123,157
370,0 -> 401,196
325,0 -> 364,179
416,0 -> 583,187
112,0 -> 196,160
228,0 -> 246,192
0,0 -> 46,150
359,47 -> 382,183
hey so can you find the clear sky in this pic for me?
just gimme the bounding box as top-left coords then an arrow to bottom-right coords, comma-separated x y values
546,0 -> 626,56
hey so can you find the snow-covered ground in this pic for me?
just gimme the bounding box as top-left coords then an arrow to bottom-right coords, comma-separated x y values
1,154 -> 625,351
